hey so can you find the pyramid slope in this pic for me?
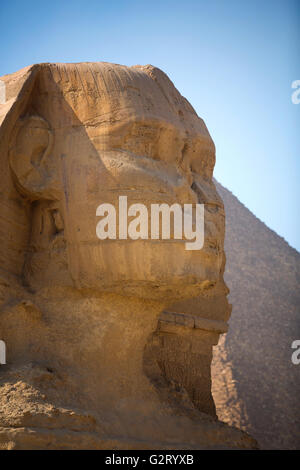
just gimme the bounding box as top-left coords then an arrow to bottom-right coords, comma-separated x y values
212,181 -> 300,449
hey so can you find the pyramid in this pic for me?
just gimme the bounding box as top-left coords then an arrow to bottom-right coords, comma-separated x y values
212,181 -> 300,449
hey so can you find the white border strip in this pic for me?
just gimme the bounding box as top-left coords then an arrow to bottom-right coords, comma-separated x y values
0,79 -> 6,104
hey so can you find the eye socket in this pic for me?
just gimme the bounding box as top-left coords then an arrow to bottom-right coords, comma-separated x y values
189,150 -> 215,178
181,135 -> 215,178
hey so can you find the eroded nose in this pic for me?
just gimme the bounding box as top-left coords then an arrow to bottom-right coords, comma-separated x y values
191,179 -> 224,212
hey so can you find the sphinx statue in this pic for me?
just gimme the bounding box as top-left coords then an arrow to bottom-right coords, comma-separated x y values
0,62 -> 256,449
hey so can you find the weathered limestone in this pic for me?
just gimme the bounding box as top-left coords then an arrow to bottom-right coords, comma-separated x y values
149,271 -> 231,418
0,62 -> 257,449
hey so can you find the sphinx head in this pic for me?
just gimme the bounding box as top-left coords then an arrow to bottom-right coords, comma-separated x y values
6,63 -> 225,301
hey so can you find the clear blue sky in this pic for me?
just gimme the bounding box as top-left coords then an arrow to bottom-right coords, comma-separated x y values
1,0 -> 299,250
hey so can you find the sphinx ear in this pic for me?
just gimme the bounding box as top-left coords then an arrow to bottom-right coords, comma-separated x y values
9,115 -> 57,200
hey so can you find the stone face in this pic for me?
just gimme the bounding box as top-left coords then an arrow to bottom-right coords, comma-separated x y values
0,62 -> 256,449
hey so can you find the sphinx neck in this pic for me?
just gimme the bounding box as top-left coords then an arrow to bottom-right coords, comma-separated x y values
34,288 -> 165,413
